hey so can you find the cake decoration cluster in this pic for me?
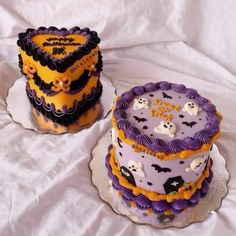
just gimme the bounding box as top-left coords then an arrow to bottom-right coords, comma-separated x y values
52,76 -> 71,92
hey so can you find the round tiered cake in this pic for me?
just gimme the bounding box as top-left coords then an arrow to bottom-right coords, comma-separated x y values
106,81 -> 221,215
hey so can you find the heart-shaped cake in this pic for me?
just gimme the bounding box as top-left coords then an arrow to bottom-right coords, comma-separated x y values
17,26 -> 103,128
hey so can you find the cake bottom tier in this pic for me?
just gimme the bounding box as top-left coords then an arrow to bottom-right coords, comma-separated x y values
105,145 -> 213,215
32,102 -> 102,133
26,80 -> 103,126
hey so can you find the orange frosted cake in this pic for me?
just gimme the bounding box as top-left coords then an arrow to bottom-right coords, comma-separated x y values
17,26 -> 103,129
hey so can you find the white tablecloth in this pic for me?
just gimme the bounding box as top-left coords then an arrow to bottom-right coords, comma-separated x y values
0,1 -> 236,235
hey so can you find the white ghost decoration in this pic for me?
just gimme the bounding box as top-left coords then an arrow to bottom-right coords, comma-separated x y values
133,98 -> 149,110
128,160 -> 145,177
182,102 -> 202,116
185,155 -> 207,172
154,121 -> 177,138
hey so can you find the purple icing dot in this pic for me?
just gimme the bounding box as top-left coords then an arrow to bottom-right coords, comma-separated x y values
116,99 -> 128,109
136,134 -> 152,147
168,139 -> 184,153
195,96 -> 209,106
186,88 -> 198,99
152,138 -> 170,153
158,81 -> 171,90
144,82 -> 158,92
121,91 -> 135,102
200,180 -> 209,196
171,199 -> 187,211
114,109 -> 127,120
171,83 -> 187,93
202,103 -> 216,112
131,86 -> 145,96
194,130 -> 211,144
152,200 -> 170,212
189,190 -> 201,204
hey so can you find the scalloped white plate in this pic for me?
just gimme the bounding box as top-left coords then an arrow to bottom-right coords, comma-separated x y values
90,129 -> 229,229
6,74 -> 115,134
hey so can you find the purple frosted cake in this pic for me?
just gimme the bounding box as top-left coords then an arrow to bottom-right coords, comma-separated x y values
106,81 -> 221,217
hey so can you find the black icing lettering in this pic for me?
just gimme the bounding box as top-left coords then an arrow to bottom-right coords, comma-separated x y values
42,41 -> 81,47
46,37 -> 75,42
179,114 -> 184,118
147,182 -> 153,186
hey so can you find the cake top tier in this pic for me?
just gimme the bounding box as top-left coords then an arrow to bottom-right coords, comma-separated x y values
17,26 -> 100,73
113,81 -> 221,155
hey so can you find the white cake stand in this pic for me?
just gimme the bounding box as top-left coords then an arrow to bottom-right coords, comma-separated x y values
6,74 -> 115,134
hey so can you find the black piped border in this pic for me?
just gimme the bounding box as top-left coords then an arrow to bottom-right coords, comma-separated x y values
18,52 -> 103,95
26,81 -> 103,126
17,26 -> 101,73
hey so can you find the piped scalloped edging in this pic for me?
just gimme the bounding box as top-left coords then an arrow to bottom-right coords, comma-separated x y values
113,82 -> 221,154
17,26 -> 101,73
105,145 -> 213,215
18,54 -> 102,96
26,80 -> 103,126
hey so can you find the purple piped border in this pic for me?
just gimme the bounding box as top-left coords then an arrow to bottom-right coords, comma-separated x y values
105,145 -> 213,215
17,26 -> 101,73
114,82 -> 221,154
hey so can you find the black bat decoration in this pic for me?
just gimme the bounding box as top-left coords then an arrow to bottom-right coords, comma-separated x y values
142,125 -> 148,130
133,116 -> 147,123
162,92 -> 172,99
182,121 -> 197,128
151,164 -> 171,173
117,137 -> 123,148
